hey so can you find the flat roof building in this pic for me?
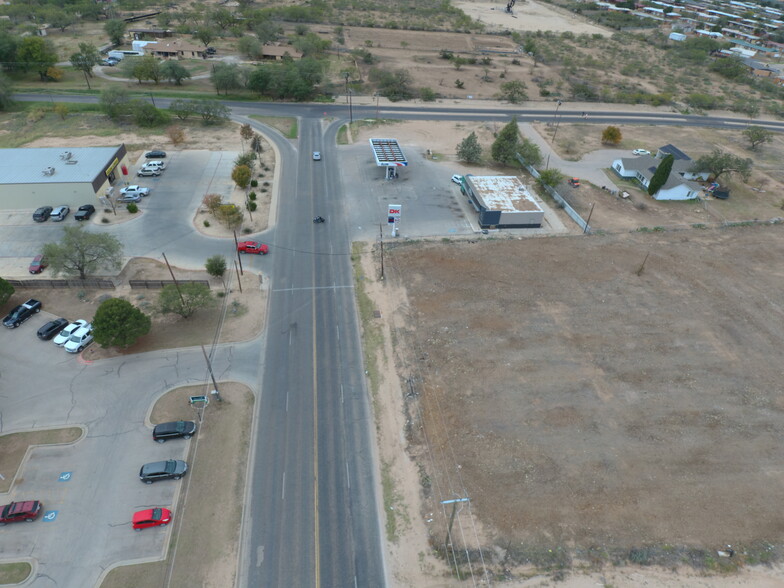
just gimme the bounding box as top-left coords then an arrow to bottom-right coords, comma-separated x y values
463,175 -> 543,228
0,145 -> 128,209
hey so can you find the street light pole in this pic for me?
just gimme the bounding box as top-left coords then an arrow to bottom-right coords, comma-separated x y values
551,99 -> 563,144
349,89 -> 353,125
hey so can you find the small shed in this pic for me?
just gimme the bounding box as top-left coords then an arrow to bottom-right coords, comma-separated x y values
463,175 -> 543,228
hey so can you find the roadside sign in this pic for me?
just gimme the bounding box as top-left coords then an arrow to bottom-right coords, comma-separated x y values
388,204 -> 401,237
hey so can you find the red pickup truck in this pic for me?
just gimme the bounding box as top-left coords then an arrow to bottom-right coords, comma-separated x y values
237,241 -> 269,255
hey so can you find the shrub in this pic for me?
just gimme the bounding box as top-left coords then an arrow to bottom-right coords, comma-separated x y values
248,192 -> 257,201
126,203 -> 139,213
250,179 -> 258,187
101,218 -> 110,223
203,220 -> 211,227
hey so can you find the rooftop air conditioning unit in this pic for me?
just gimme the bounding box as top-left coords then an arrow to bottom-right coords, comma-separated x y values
42,167 -> 55,176
60,151 -> 73,161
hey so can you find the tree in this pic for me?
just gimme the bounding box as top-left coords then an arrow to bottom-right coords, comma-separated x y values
648,153 -> 674,196
498,80 -> 528,104
42,226 -> 123,280
194,26 -> 216,48
211,62 -> 242,95
53,103 -> 69,119
92,298 -> 151,348
160,60 -> 191,86
169,98 -> 196,120
232,164 -> 252,190
70,42 -> 101,88
240,123 -> 254,151
0,32 -> 20,72
193,99 -> 230,124
17,37 -> 58,81
158,283 -> 215,319
46,8 -> 75,32
692,149 -> 753,182
215,203 -> 244,229
538,168 -> 565,188
710,57 -> 747,81
601,125 -> 623,145
205,255 -> 227,284
250,133 -> 264,154
105,19 -> 127,46
456,131 -> 482,164
138,55 -> 162,84
167,124 -> 186,145
254,20 -> 281,44
99,86 -> 130,119
0,72 -> 13,110
0,276 -> 14,307
519,137 -> 542,167
743,125 -> 773,151
491,117 -> 522,166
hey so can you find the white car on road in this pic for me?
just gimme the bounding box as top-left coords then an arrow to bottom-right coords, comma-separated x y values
632,149 -> 651,156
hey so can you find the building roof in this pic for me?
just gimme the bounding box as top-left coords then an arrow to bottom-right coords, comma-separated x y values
466,176 -> 542,213
146,39 -> 204,54
658,144 -> 691,161
369,138 -> 408,167
261,44 -> 303,58
0,147 -> 121,185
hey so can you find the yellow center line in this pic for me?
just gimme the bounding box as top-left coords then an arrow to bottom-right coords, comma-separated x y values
312,276 -> 321,588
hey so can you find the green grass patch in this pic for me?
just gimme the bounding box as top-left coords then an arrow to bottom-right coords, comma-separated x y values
0,562 -> 32,584
351,242 -> 384,410
336,124 -> 349,145
249,115 -> 298,138
380,460 -> 409,543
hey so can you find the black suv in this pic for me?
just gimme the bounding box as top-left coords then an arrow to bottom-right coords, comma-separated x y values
139,459 -> 188,483
37,318 -> 69,340
152,421 -> 196,443
33,206 -> 53,222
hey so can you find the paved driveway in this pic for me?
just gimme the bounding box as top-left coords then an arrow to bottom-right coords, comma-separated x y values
0,305 -> 261,586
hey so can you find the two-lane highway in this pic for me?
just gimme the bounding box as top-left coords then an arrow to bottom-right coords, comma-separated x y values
242,116 -> 385,587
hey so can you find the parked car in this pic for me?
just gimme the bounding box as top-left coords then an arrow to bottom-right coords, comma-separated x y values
568,177 -> 581,187
53,319 -> 89,346
101,59 -> 115,66
3,299 -> 42,329
0,500 -> 42,525
137,167 -> 161,177
117,193 -> 142,203
237,241 -> 269,255
144,150 -> 167,159
121,185 -> 150,197
64,326 -> 93,353
312,151 -> 321,161
74,204 -> 96,221
28,254 -> 47,274
37,318 -> 69,341
153,421 -> 196,443
132,507 -> 172,531
33,206 -> 53,222
632,149 -> 651,156
51,206 -> 70,221
139,459 -> 188,484
206,47 -> 217,55
451,174 -> 463,185
143,160 -> 166,171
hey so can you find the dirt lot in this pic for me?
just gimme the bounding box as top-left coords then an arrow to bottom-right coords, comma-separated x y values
374,224 -> 784,583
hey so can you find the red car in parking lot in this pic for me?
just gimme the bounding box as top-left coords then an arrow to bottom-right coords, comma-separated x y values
132,507 -> 172,531
237,241 -> 269,255
29,254 -> 47,274
0,500 -> 42,525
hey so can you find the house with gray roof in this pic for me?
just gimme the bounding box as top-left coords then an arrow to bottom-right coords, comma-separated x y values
0,145 -> 128,209
612,145 -> 709,200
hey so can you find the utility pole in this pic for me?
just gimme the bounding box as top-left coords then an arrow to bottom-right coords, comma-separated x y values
583,202 -> 595,234
161,252 -> 186,311
200,344 -> 222,402
233,259 -> 242,293
233,230 -> 243,276
379,224 -> 385,280
441,497 -> 470,580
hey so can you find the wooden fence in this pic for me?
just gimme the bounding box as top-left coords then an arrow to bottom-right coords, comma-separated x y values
129,280 -> 211,289
7,278 -> 115,289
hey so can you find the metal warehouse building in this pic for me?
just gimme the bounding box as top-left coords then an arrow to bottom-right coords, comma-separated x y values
0,145 -> 129,209
463,175 -> 544,228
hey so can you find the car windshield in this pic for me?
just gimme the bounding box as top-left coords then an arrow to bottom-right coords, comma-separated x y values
164,460 -> 176,473
152,508 -> 162,520
175,421 -> 185,432
68,332 -> 83,343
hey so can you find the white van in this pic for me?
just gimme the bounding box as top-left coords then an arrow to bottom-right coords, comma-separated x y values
107,50 -> 143,61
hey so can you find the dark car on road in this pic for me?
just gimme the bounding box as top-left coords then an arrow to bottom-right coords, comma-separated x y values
33,206 -> 53,222
28,254 -> 47,274
0,500 -> 42,525
153,421 -> 196,443
37,318 -> 69,341
139,459 -> 188,483
145,150 -> 167,159
74,204 -> 96,221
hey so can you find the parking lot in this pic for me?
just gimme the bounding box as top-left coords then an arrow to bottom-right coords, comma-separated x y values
0,150 -> 243,277
0,309 -> 201,586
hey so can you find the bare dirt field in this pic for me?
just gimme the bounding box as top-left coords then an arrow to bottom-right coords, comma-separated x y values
374,224 -> 784,583
455,0 -> 610,36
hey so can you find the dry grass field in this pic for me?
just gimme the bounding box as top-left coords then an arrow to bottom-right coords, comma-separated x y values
380,224 -> 784,578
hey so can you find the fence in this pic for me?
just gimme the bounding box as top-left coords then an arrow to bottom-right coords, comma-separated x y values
129,280 -> 211,289
7,278 -> 115,289
515,153 -> 592,233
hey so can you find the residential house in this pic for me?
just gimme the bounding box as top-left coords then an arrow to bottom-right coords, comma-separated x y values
612,144 -> 709,200
260,44 -> 303,61
145,40 -> 206,60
